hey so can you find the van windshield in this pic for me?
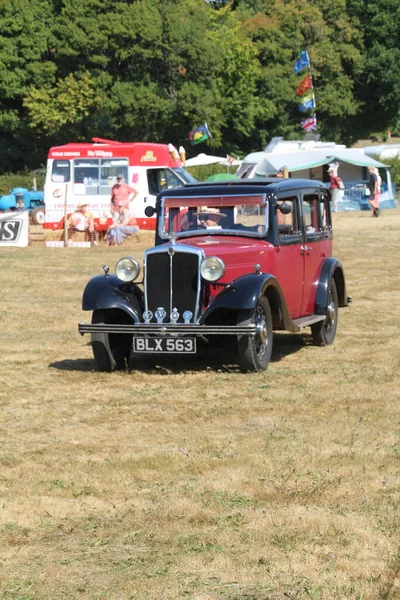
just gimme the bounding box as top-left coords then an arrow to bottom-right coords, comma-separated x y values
159,194 -> 268,239
235,163 -> 256,179
173,167 -> 197,184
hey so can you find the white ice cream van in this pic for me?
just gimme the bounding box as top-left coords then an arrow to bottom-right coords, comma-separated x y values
43,138 -> 194,231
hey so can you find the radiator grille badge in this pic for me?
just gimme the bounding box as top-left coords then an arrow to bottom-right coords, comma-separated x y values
155,307 -> 167,324
183,310 -> 193,324
143,310 -> 153,324
170,308 -> 179,324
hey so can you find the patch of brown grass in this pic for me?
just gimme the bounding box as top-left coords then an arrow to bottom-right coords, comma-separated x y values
1,211 -> 399,600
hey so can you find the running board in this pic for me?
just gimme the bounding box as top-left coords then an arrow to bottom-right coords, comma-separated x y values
292,314 -> 326,329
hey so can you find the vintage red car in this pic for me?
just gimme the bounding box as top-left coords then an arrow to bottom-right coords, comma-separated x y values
78,178 -> 350,372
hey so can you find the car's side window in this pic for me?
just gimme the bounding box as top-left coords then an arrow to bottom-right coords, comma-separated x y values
303,193 -> 322,241
319,192 -> 332,234
277,196 -> 302,245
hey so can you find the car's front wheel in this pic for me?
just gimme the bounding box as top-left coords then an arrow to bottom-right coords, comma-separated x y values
311,279 -> 338,346
237,296 -> 273,372
91,309 -> 132,371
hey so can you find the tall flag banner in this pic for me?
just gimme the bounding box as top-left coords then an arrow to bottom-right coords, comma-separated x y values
296,73 -> 313,96
294,49 -> 317,130
293,50 -> 310,74
298,93 -> 315,113
189,123 -> 212,145
301,115 -> 317,132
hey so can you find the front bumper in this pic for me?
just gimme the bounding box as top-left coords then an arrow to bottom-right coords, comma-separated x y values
78,323 -> 256,336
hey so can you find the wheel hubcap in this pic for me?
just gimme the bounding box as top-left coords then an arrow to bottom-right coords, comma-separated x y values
255,307 -> 268,356
325,291 -> 336,333
327,300 -> 335,321
256,316 -> 267,344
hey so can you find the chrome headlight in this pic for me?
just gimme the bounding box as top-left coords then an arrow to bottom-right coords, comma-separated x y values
200,256 -> 225,282
115,257 -> 140,282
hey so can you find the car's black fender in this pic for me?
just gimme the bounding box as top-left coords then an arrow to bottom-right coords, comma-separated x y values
200,273 -> 294,331
82,275 -> 144,322
314,258 -> 347,314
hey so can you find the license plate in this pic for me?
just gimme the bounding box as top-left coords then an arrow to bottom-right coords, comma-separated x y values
133,337 -> 196,354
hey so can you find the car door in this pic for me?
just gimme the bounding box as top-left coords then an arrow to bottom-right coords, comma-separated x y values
272,193 -> 305,318
300,189 -> 333,314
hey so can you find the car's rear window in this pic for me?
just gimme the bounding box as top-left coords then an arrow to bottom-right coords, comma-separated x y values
159,194 -> 268,239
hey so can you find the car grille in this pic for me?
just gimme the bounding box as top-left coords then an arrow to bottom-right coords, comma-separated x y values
144,246 -> 202,323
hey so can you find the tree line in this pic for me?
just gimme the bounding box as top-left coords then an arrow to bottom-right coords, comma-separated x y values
0,0 -> 399,173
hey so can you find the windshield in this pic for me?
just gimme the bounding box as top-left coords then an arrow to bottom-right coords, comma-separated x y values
235,163 -> 256,179
173,167 -> 197,184
159,194 -> 268,239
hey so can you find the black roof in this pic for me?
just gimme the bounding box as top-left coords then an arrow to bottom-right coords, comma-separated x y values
162,178 -> 328,200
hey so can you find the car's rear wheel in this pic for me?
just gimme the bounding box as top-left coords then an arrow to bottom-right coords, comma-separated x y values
237,296 -> 273,372
311,279 -> 338,346
91,309 -> 132,371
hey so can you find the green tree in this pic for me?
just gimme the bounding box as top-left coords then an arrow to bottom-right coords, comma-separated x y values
207,5 -> 263,154
347,0 -> 400,137
231,0 -> 363,148
0,0 -> 55,170
23,72 -> 100,134
46,0 -> 223,147
44,0 -> 263,157
0,0 -> 399,173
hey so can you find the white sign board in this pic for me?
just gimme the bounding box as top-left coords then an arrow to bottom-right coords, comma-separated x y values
0,211 -> 29,247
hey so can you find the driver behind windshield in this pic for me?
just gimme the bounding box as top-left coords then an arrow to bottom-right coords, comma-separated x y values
194,207 -> 227,229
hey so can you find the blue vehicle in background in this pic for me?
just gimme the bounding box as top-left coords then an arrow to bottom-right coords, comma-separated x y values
0,187 -> 45,224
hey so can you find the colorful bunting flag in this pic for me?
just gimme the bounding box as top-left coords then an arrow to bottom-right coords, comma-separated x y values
298,93 -> 315,113
189,123 -> 212,145
293,49 -> 317,128
296,73 -> 313,96
293,50 -> 310,74
299,90 -> 314,103
301,115 -> 317,131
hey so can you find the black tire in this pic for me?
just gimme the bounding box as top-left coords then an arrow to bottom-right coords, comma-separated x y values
31,207 -> 45,225
91,310 -> 131,372
311,279 -> 338,346
237,296 -> 273,372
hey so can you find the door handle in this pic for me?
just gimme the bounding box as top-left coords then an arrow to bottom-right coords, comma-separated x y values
300,245 -> 313,252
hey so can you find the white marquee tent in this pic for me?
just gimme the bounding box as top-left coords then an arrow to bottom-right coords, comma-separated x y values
185,153 -> 242,167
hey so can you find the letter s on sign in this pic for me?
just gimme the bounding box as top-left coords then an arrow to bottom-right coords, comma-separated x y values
0,220 -> 21,242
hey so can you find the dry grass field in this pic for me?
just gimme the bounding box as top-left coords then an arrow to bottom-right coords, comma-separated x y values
1,210 -> 399,600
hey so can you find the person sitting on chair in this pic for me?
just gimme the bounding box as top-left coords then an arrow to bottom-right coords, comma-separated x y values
107,207 -> 139,246
68,202 -> 96,245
